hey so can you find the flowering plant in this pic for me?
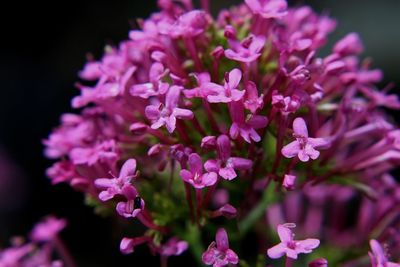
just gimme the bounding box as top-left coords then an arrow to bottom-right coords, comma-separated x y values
43,0 -> 400,266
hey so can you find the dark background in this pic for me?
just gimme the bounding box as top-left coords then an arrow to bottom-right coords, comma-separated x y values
0,0 -> 399,266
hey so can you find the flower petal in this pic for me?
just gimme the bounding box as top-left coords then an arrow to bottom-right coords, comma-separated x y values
216,228 -> 229,251
119,159 -> 137,179
293,117 -> 308,137
281,141 -> 301,158
228,68 -> 242,89
267,243 -> 286,259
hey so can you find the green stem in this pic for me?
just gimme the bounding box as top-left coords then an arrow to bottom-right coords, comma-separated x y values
239,182 -> 275,236
184,223 -> 204,267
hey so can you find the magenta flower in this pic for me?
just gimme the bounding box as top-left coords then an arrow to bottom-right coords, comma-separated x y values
129,62 -> 169,98
229,100 -> 268,143
180,153 -> 217,189
145,86 -> 194,133
267,223 -> 320,259
282,174 -> 296,190
368,239 -> 400,267
30,216 -> 66,242
120,236 -> 152,254
225,35 -> 266,63
202,228 -> 239,267
308,258 -> 328,267
159,238 -> 189,256
116,185 -> 145,218
245,0 -> 288,19
205,135 -> 252,180
95,158 -> 138,201
206,69 -> 245,103
243,81 -> 264,114
281,118 -> 330,162
272,91 -> 301,115
69,139 -> 119,166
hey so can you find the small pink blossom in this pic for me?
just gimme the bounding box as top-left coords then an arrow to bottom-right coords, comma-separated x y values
282,118 -> 330,162
206,69 -> 245,103
95,158 -> 138,201
30,216 -> 66,242
282,174 -> 296,190
205,135 -> 252,180
116,185 -> 145,218
202,228 -> 239,267
245,0 -> 288,19
267,223 -> 320,259
308,258 -> 328,267
225,35 -> 266,63
145,86 -> 194,133
229,100 -> 268,143
368,239 -> 400,267
180,153 -> 218,189
159,238 -> 188,256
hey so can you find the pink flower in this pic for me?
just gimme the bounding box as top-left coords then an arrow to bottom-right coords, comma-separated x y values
245,0 -> 288,19
272,91 -> 301,114
159,238 -> 188,256
281,118 -> 330,162
267,223 -> 320,259
333,33 -> 364,56
145,86 -> 194,133
116,185 -> 145,218
129,62 -> 169,98
368,239 -> 400,267
30,216 -> 66,242
202,228 -> 239,267
205,135 -> 252,180
308,258 -> 328,267
69,139 -> 119,166
180,153 -> 218,189
206,69 -> 245,103
229,100 -> 268,143
282,174 -> 296,190
95,158 -> 138,201
243,81 -> 264,114
225,35 -> 266,63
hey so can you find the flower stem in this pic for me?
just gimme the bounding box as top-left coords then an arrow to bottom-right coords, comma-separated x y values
239,181 -> 275,236
53,236 -> 77,267
285,257 -> 294,267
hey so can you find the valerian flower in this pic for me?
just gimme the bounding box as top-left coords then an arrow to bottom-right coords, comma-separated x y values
205,135 -> 252,180
245,0 -> 288,19
368,239 -> 400,267
180,153 -> 217,189
206,69 -> 245,103
267,223 -> 320,259
95,158 -> 138,201
202,228 -> 239,267
145,86 -> 194,133
281,118 -> 330,162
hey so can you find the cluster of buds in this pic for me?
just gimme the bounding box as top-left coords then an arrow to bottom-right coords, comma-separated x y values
44,0 -> 400,266
0,216 -> 69,267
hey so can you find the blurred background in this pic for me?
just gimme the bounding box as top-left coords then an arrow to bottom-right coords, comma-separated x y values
0,0 -> 399,266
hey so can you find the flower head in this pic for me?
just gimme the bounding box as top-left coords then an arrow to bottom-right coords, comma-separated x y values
368,239 -> 400,267
95,158 -> 138,201
205,135 -> 252,180
282,118 -> 330,162
267,223 -> 320,259
30,216 -> 66,242
206,69 -> 245,103
245,0 -> 288,19
180,153 -> 217,189
145,86 -> 194,133
202,228 -> 239,267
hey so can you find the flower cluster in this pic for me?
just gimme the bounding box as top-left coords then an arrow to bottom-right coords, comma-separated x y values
0,216 -> 68,267
44,0 -> 400,266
